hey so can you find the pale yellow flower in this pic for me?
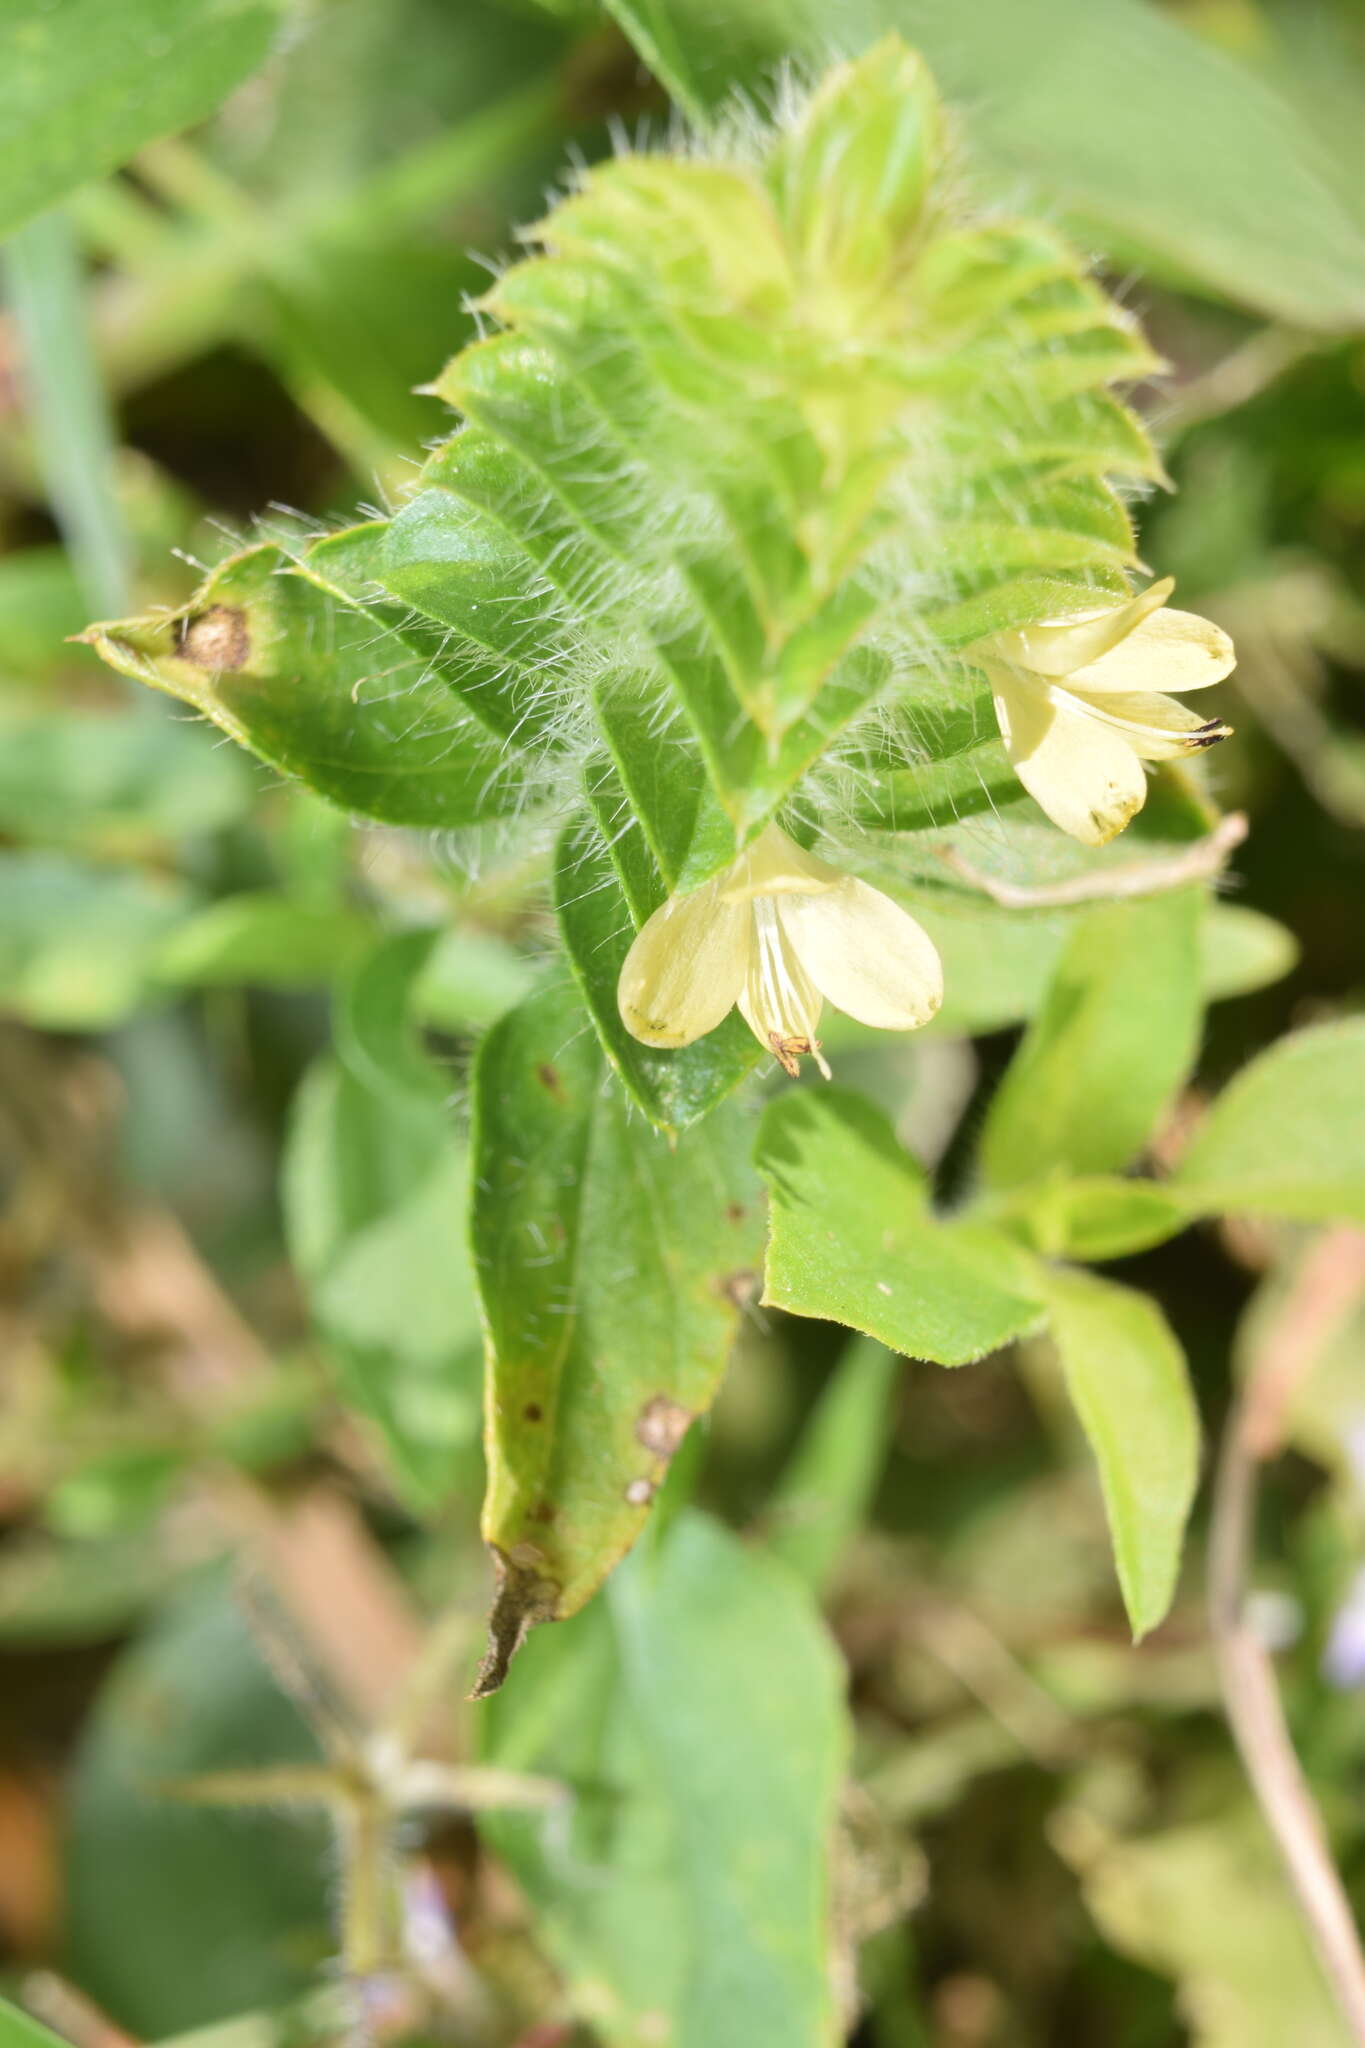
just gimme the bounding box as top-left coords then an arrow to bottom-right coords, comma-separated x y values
969,577 -> 1235,845
618,823 -> 943,1076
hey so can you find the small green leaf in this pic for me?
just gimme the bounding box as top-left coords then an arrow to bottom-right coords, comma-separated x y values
1042,1265 -> 1198,1638
768,36 -> 940,291
1173,1019 -> 1365,1225
766,1336 -> 899,1594
82,540 -> 528,828
1200,903 -> 1299,1002
471,982 -> 763,1677
979,890 -> 1201,1192
0,547 -> 86,679
1004,1175 -> 1191,1263
5,211 -> 132,616
0,0 -> 285,240
1080,1807 -> 1357,2048
758,1087 -> 1045,1363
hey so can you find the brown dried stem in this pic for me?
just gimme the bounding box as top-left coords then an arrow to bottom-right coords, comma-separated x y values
937,811 -> 1247,909
1208,1226 -> 1365,2042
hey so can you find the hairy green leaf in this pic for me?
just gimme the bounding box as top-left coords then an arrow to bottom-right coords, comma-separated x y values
82,538 -> 529,828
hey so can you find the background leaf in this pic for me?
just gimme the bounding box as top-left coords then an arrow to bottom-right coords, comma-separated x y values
62,1572 -> 330,2038
283,1058 -> 483,1512
0,0 -> 285,239
484,1508 -> 848,2048
0,850 -> 194,1029
1042,1265 -> 1199,1637
979,890 -> 1202,1193
1173,1019 -> 1365,1224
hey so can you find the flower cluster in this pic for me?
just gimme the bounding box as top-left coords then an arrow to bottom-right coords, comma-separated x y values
619,583 -> 1234,1075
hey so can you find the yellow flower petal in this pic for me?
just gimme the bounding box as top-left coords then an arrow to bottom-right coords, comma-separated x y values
617,878 -> 748,1047
719,821 -> 837,902
1067,687 -> 1233,761
1063,606 -> 1235,696
976,578 -> 1174,678
992,672 -> 1147,845
779,878 -> 944,1029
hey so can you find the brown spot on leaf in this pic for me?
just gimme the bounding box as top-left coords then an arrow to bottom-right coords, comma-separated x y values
177,605 -> 250,672
719,1268 -> 759,1311
471,1550 -> 561,1699
535,1062 -> 565,1102
725,1203 -> 746,1225
529,1499 -> 556,1525
523,1402 -> 543,1423
636,1395 -> 693,1460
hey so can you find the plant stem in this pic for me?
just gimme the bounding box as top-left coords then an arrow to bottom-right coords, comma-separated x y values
1208,1227 -> 1365,2042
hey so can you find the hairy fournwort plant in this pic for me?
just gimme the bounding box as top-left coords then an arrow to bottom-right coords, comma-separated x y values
85,33 -> 1234,1127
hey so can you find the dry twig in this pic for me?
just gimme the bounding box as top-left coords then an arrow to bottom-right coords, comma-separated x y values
1208,1226 -> 1365,2042
936,811 -> 1247,909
